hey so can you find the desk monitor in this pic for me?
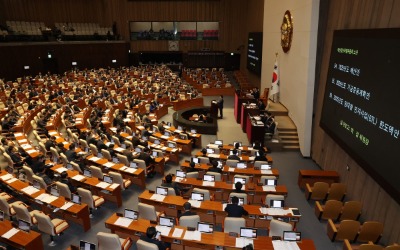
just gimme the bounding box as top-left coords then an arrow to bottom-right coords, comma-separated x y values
164,131 -> 171,137
112,157 -> 119,163
121,144 -> 126,149
130,162 -> 137,168
152,151 -> 158,157
167,122 -> 172,127
230,197 -> 244,206
203,174 -> 215,182
190,129 -> 196,134
240,227 -> 257,238
156,186 -> 168,196
265,179 -> 277,186
179,134 -> 186,140
132,132 -> 136,137
83,169 -> 92,178
176,170 -> 186,178
124,208 -> 138,220
142,136 -> 148,141
79,240 -> 96,250
0,210 -> 4,221
154,139 -> 161,145
177,126 -> 183,131
234,177 -> 247,185
159,216 -> 174,227
18,219 -> 30,232
5,167 -> 13,174
97,153 -> 103,158
50,186 -> 59,197
103,175 -> 113,184
135,147 -> 142,153
206,148 -> 214,154
168,142 -> 175,148
214,140 -> 223,146
261,164 -> 271,170
236,162 -> 247,169
66,163 -> 73,170
53,156 -> 58,163
191,157 -> 199,164
283,231 -> 301,241
32,179 -> 41,189
229,150 -> 234,156
190,192 -> 204,201
217,161 -> 223,169
233,141 -> 242,147
270,199 -> 285,208
197,222 -> 214,233
72,193 -> 81,204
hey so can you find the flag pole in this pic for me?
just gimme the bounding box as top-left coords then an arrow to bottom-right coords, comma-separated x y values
273,52 -> 279,103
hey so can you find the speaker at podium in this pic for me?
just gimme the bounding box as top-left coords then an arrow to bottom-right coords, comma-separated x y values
210,100 -> 218,118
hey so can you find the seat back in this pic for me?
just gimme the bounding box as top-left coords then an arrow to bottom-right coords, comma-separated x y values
70,161 -> 82,173
111,136 -> 121,146
0,197 -> 11,216
97,232 -> 121,250
136,239 -> 159,250
60,153 -> 69,165
133,159 -> 147,170
254,161 -> 269,168
108,171 -> 124,190
205,172 -> 221,181
38,142 -> 47,154
192,188 -> 210,200
3,153 -> 13,167
33,175 -> 47,189
229,192 -> 248,205
79,139 -> 89,149
50,147 -> 60,159
90,165 -> 103,180
124,140 -> 133,150
89,144 -> 98,156
186,172 -> 198,179
166,187 -> 176,196
341,201 -> 362,221
56,181 -> 71,199
35,212 -> 55,236
260,175 -> 277,185
138,202 -> 157,221
327,183 -> 346,201
386,245 -> 400,250
357,221 -> 384,243
336,220 -> 361,241
224,217 -> 245,233
265,194 -> 285,207
233,174 -> 249,183
118,154 -> 130,166
101,149 -> 112,161
310,182 -> 329,200
22,165 -> 34,183
226,159 -> 239,167
269,219 -> 293,237
321,200 -> 343,220
77,188 -> 94,209
198,156 -> 209,164
179,215 -> 200,228
12,203 -> 33,224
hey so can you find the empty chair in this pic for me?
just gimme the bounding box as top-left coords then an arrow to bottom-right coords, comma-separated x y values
55,181 -> 71,199
340,201 -> 362,221
89,144 -> 98,156
108,171 -> 132,190
192,188 -> 211,200
90,165 -> 104,180
179,215 -> 200,228
22,165 -> 34,183
269,218 -> 293,237
327,219 -> 360,242
186,172 -> 198,179
133,159 -> 153,177
138,203 -> 159,222
12,202 -> 40,225
0,197 -> 22,219
136,239 -> 159,250
315,200 -> 343,221
111,136 -> 121,146
101,149 -> 112,161
117,154 -> 130,166
77,188 -> 105,217
343,239 -> 384,250
226,159 -> 239,167
305,182 -> 329,201
327,183 -> 347,201
224,217 -> 245,234
198,156 -> 210,164
34,212 -> 69,246
265,194 -> 285,207
205,171 -> 221,181
33,174 -> 49,189
357,221 -> 384,244
229,192 -> 248,205
97,232 -> 132,250
70,161 -> 83,173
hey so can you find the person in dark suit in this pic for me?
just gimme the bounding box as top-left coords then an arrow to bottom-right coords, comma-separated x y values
140,226 -> 168,250
217,95 -> 224,118
65,144 -> 77,162
224,196 -> 248,217
59,171 -> 76,192
97,139 -> 108,151
29,155 -> 46,174
234,182 -> 245,193
161,174 -> 182,195
179,202 -> 197,218
254,150 -> 268,162
138,147 -> 155,166
45,136 -> 57,151
228,149 -> 240,161
208,160 -> 222,174
186,161 -> 198,173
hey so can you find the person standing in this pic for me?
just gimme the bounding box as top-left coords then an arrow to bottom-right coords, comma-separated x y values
217,95 -> 224,119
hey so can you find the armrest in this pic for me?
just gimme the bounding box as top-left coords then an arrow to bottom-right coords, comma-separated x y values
327,219 -> 337,242
314,201 -> 323,220
121,237 -> 132,250
53,219 -> 67,228
305,183 -> 312,200
343,239 -> 352,250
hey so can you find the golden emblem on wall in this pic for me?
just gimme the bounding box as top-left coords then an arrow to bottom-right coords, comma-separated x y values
281,10 -> 293,53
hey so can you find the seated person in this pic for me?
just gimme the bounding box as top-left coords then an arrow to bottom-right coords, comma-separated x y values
65,144 -> 78,162
179,202 -> 197,218
59,171 -> 77,193
37,166 -> 53,186
254,150 -> 268,162
140,226 -> 168,250
234,181 -> 245,193
208,160 -> 222,174
186,161 -> 198,173
161,174 -> 183,195
228,149 -> 240,161
224,196 -> 248,218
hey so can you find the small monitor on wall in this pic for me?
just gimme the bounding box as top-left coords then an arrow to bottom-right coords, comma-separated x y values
24,66 -> 30,70
72,62 -> 77,66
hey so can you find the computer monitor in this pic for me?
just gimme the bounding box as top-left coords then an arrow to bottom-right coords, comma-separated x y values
152,151 -> 158,157
121,144 -> 126,149
191,157 -> 199,164
97,153 -> 103,158
83,169 -> 92,177
270,199 -> 285,208
190,129 -> 197,134
156,186 -> 168,196
135,147 -> 142,153
5,167 -> 13,174
18,219 -> 30,232
168,142 -> 175,148
103,175 -> 113,184
206,148 -> 214,154
132,132 -> 136,137
142,136 -> 148,141
197,222 -> 214,233
66,163 -> 73,170
32,180 -> 41,189
154,139 -> 160,145
112,157 -> 119,163
159,216 -> 175,227
236,162 -> 247,169
167,122 -> 172,126
179,134 -> 186,140
176,170 -> 186,178
217,161 -> 223,169
164,131 -> 171,137
265,179 -> 277,186
129,162 -> 137,168
283,231 -> 301,241
240,227 -> 257,238
177,126 -> 183,130
124,208 -> 138,220
234,177 -> 247,185
203,174 -> 215,182
214,140 -> 223,145
231,197 -> 244,206
50,186 -> 59,197
261,164 -> 271,170
190,192 -> 204,201
79,240 -> 96,250
71,194 -> 81,204
0,210 -> 4,221
233,141 -> 242,147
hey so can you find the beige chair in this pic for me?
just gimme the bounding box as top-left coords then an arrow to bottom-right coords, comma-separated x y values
133,159 -> 153,177
305,182 -> 329,201
254,161 -> 270,168
265,194 -> 285,207
33,174 -> 48,189
125,126 -> 133,135
60,153 -> 69,165
269,218 -> 293,237
77,188 -> 105,217
12,202 -> 40,225
229,192 -> 248,205
224,217 -> 245,234
79,139 -> 89,150
70,161 -> 83,173
327,219 -> 360,242
3,153 -> 14,169
138,203 -> 160,222
233,174 -> 250,184
136,239 -> 159,250
0,197 -> 22,219
34,212 -> 69,246
340,201 -> 362,221
226,159 -> 239,167
179,215 -> 200,228
260,175 -> 277,186
22,165 -> 34,183
186,172 -> 199,179
357,221 -> 384,244
192,188 -> 211,200
111,136 -> 121,146
118,154 -> 130,166
101,149 -> 112,161
386,244 -> 400,250
205,171 -> 221,181
124,140 -> 133,150
50,147 -> 60,162
97,232 -> 132,250
55,181 -> 71,199
198,156 -> 210,164
343,239 -> 384,250
315,200 -> 343,221
89,144 -> 99,156
90,165 -> 104,180
109,171 -> 131,190
327,183 -> 347,201
38,142 -> 48,155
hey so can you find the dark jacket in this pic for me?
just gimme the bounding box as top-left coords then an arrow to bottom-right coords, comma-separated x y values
224,203 -> 249,217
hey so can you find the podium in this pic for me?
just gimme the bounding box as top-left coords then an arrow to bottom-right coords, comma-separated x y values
210,100 -> 218,118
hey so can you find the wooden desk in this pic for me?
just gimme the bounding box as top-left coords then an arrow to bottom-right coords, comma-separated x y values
12,105 -> 44,133
150,131 -> 192,155
193,151 -> 273,164
0,220 -> 44,250
240,104 -> 259,133
155,104 -> 169,119
298,170 -> 340,189
172,98 -> 204,111
105,213 -> 315,250
164,125 -> 202,148
201,87 -> 236,96
246,115 -> 265,144
234,92 -> 254,124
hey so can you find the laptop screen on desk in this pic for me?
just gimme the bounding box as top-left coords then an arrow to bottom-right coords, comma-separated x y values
197,222 -> 214,233
234,177 -> 246,185
191,192 -> 204,201
124,209 -> 138,220
283,231 -> 301,241
190,129 -> 196,134
135,147 -> 142,153
266,179 -> 277,186
203,174 -> 215,182
214,140 -> 223,145
103,175 -> 113,184
72,194 -> 81,204
168,142 -> 175,148
79,240 -> 96,250
50,186 -> 59,197
152,151 -> 158,157
270,199 -> 284,208
18,219 -> 30,232
236,162 -> 247,169
32,180 -> 41,189
206,148 -> 214,154
154,139 -> 160,145
159,216 -> 174,227
176,170 -> 186,178
83,169 -> 92,177
156,186 -> 168,196
130,162 -> 137,168
240,227 -> 257,238
191,157 -> 199,164
261,164 -> 271,170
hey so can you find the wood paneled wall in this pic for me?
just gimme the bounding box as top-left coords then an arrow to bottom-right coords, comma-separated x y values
312,0 -> 400,245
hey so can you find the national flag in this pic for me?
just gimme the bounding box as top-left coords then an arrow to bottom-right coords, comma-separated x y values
270,58 -> 280,96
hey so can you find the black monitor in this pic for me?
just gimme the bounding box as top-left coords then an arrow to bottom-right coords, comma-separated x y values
240,227 -> 257,238
203,174 -> 215,182
18,219 -> 30,232
156,186 -> 168,196
265,179 -> 277,186
103,175 -> 113,184
270,199 -> 285,208
197,222 -> 214,233
124,208 -> 138,220
283,231 -> 301,241
176,170 -> 186,178
190,192 -> 204,201
72,193 -> 81,204
159,216 -> 174,227
79,240 -> 96,250
191,157 -> 199,164
50,186 -> 59,197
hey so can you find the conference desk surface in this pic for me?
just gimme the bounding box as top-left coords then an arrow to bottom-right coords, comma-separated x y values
194,151 -> 273,163
298,170 -> 340,189
0,220 -> 44,250
105,213 -> 315,250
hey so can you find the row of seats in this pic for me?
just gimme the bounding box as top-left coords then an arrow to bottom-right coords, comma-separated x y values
203,29 -> 219,38
180,30 -> 197,38
306,182 -> 347,201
